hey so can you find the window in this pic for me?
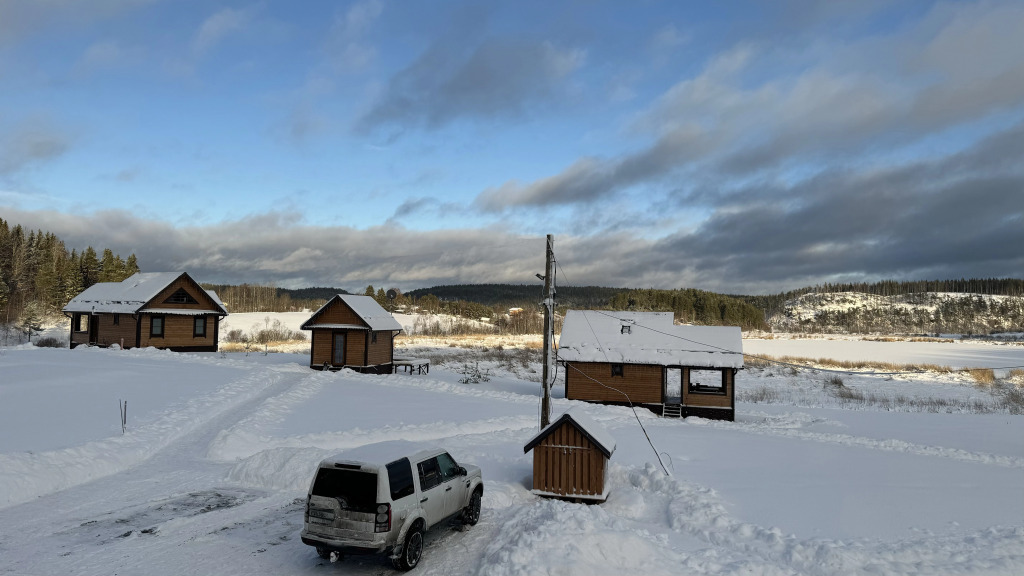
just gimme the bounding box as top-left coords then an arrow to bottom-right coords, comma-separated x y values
194,316 -> 207,338
620,325 -> 631,334
150,316 -> 164,338
611,363 -> 624,377
165,288 -> 197,305
436,452 -> 460,480
74,314 -> 89,333
371,331 -> 378,344
113,314 -> 120,326
417,457 -> 442,491
688,369 -> 727,395
386,458 -> 415,501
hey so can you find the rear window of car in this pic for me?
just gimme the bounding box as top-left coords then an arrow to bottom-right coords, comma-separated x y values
386,458 -> 415,501
311,468 -> 377,512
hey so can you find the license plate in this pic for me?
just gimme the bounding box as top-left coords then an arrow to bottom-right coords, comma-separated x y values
309,509 -> 335,521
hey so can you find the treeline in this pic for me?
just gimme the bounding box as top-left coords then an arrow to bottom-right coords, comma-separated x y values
0,218 -> 139,322
405,284 -> 623,309
608,288 -> 769,331
201,284 -> 349,313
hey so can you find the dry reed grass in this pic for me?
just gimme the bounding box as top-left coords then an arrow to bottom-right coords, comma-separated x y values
967,368 -> 996,385
744,354 -> 952,374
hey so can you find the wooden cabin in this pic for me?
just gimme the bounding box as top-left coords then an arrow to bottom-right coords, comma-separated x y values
558,310 -> 743,421
523,410 -> 616,502
301,294 -> 403,373
62,272 -> 227,352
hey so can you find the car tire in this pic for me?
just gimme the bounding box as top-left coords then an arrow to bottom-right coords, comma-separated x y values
315,546 -> 332,560
394,524 -> 423,571
462,488 -> 482,526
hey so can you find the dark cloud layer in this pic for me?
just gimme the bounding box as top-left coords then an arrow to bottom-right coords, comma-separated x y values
5,117 -> 1021,296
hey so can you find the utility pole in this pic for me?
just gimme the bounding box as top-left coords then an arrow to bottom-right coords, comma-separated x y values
541,234 -> 555,428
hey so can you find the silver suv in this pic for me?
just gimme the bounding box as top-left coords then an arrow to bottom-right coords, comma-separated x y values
300,441 -> 483,570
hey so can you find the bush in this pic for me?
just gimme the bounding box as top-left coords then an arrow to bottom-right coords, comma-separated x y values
968,368 -> 996,385
34,336 -> 64,348
824,375 -> 845,389
225,329 -> 247,343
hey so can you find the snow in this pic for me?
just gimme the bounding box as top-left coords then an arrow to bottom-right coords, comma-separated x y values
559,310 -> 744,368
1,326 -> 1023,575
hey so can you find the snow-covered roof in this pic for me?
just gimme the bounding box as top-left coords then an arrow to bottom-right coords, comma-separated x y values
63,272 -> 228,316
524,410 -> 616,458
302,294 -> 403,332
557,310 -> 743,368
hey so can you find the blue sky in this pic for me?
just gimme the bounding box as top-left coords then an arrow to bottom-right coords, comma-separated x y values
2,0 -> 1022,293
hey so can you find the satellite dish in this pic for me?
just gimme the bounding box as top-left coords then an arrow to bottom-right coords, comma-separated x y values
386,289 -> 398,301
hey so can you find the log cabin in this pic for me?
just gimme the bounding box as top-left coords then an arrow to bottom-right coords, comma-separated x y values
523,410 -> 616,502
63,272 -> 227,351
558,310 -> 743,421
301,294 -> 403,373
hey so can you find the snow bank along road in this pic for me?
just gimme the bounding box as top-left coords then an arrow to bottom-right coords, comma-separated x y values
0,345 -> 1022,575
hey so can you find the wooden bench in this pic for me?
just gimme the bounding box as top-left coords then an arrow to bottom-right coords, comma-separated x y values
393,357 -> 430,374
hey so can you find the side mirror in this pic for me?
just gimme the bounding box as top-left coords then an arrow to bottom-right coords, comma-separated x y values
458,466 -> 467,476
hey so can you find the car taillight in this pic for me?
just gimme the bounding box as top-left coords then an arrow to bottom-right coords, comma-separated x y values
305,495 -> 311,522
374,503 -> 391,533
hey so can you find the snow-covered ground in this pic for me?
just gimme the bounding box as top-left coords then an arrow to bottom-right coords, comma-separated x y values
1,338 -> 1022,575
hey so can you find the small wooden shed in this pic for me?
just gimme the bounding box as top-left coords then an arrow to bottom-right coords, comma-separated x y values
523,411 -> 616,502
301,294 -> 403,373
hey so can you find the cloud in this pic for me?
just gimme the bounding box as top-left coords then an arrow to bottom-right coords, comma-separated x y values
0,0 -> 156,45
4,121 -> 1020,296
354,18 -> 584,135
473,1 -> 1024,213
0,119 -> 72,175
192,7 -> 253,56
325,0 -> 383,72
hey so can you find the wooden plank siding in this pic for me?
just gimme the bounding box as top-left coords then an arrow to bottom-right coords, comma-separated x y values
138,314 -> 218,350
531,421 -> 606,498
311,330 -> 333,366
306,298 -> 396,372
93,314 -> 138,348
148,277 -> 222,312
565,362 -> 664,404
310,301 -> 364,326
367,330 -> 394,365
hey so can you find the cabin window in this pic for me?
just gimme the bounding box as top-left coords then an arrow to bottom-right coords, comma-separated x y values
688,369 -> 727,395
165,288 -> 197,305
74,314 -> 89,332
611,363 -> 624,377
620,325 -> 631,334
150,316 -> 165,338
113,314 -> 120,326
194,316 -> 207,338
371,331 -> 378,344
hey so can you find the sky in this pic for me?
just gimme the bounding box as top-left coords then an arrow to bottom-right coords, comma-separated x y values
1,0 -> 1022,294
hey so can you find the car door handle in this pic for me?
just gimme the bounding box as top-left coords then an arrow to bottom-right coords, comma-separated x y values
420,497 -> 428,503
445,486 -> 452,492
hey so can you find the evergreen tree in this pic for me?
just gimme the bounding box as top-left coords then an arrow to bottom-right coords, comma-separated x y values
364,285 -> 375,297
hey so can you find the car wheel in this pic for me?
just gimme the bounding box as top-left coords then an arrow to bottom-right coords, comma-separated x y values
462,489 -> 482,526
395,524 -> 423,571
315,546 -> 331,560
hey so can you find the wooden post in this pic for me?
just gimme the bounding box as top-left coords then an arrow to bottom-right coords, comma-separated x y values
541,234 -> 555,428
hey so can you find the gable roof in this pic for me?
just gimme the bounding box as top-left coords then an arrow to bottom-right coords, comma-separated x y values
523,410 -> 616,458
301,294 -> 403,332
63,272 -> 228,315
557,310 -> 743,368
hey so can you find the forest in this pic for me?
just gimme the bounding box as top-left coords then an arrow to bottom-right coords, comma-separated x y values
0,218 -> 138,328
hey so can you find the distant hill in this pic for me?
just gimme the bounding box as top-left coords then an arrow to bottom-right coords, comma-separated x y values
280,287 -> 349,300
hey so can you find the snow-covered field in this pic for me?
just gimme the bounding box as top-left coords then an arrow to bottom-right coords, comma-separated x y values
1,337 -> 1023,575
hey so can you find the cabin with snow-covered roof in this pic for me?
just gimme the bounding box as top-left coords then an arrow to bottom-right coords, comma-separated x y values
301,294 -> 403,373
558,310 -> 743,421
62,272 -> 228,351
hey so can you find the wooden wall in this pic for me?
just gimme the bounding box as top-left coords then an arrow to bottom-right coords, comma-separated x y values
565,362 -> 664,404
367,330 -> 394,365
531,421 -> 607,498
94,314 -> 138,348
139,314 -> 218,350
311,330 -> 332,366
307,298 -> 395,369
310,299 -> 363,326
149,276 -> 221,311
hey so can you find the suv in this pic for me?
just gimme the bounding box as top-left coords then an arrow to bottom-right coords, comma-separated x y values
300,441 -> 483,570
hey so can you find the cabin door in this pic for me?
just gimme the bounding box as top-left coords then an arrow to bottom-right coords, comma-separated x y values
666,368 -> 682,403
88,315 -> 99,345
332,333 -> 346,365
